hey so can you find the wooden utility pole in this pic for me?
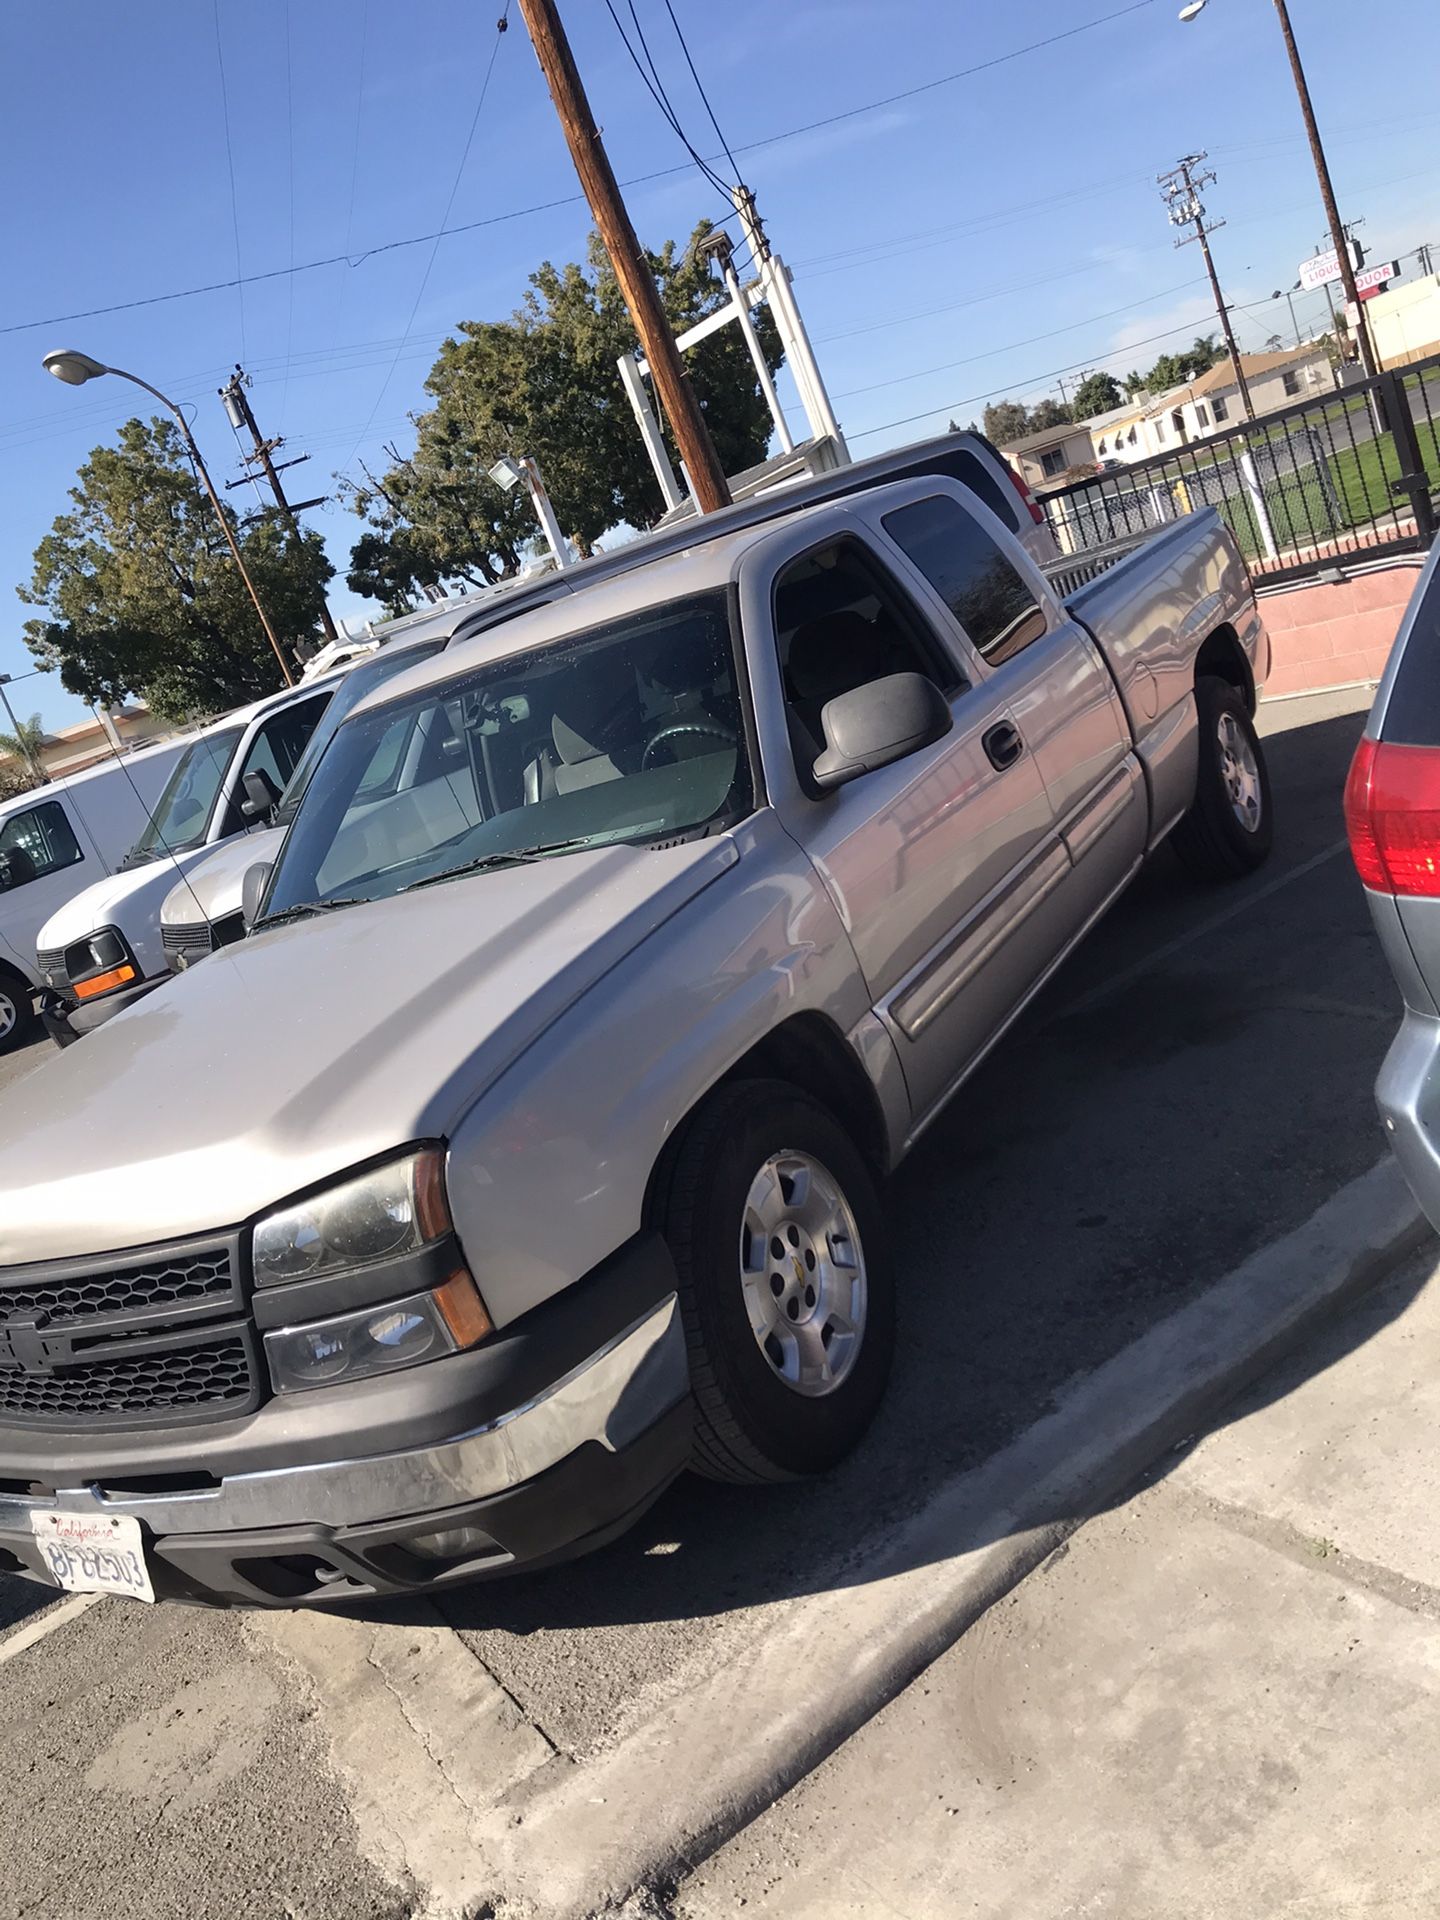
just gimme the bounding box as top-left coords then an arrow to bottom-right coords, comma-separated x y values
513,0 -> 732,513
221,368 -> 339,641
1159,154 -> 1255,422
1271,0 -> 1378,380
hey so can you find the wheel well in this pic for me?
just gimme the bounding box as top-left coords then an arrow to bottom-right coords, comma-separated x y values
0,962 -> 33,998
1195,624 -> 1255,714
645,1014 -> 892,1226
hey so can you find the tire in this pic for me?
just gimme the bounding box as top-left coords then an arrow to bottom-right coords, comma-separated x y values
0,972 -> 37,1056
1171,675 -> 1273,881
654,1077 -> 893,1484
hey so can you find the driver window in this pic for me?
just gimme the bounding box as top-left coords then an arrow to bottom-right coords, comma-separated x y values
772,538 -> 961,773
0,801 -> 84,890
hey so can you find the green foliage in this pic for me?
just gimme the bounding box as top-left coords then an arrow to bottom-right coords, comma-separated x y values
983,395 -> 1073,446
1071,370 -> 1125,420
1123,335 -> 1223,398
0,759 -> 41,802
0,709 -> 46,768
20,417 -> 335,722
347,224 -> 786,606
982,400 -> 1031,448
1027,397 -> 1072,432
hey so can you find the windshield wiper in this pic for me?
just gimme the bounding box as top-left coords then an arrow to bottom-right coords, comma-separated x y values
253,897 -> 367,930
400,835 -> 602,894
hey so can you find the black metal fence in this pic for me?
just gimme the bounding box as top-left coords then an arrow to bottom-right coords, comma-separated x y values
1036,351 -> 1440,587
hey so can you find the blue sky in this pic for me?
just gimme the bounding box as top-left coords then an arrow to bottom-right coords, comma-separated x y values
3,0 -> 1437,732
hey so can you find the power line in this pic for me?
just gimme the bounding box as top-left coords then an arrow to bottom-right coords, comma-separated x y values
211,0 -> 247,361
831,277 -> 1206,399
278,0 -> 297,432
336,7 -> 511,477
601,0 -> 733,201
660,0 -> 742,184
846,300 -> 1289,446
0,2 -> 1164,338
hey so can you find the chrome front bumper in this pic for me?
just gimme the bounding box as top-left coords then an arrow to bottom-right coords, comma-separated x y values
0,1295 -> 688,1543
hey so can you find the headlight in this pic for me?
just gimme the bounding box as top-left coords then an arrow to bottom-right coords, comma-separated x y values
252,1149 -> 450,1287
66,927 -> 139,1001
264,1273 -> 492,1393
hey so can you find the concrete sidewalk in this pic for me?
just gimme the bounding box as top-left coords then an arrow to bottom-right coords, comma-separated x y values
675,1244 -> 1440,1920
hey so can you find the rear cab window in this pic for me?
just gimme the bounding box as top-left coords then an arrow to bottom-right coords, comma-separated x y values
882,493 -> 1049,666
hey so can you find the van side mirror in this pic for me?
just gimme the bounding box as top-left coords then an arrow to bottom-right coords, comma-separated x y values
241,768 -> 282,820
810,672 -> 953,792
241,861 -> 274,929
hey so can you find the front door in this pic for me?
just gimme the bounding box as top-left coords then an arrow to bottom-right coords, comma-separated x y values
760,530 -> 1061,1117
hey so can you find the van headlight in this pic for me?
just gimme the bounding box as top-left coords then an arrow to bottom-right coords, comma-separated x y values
65,927 -> 139,1000
252,1149 -> 451,1286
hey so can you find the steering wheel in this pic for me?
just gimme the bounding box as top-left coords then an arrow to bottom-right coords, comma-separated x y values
640,719 -> 737,771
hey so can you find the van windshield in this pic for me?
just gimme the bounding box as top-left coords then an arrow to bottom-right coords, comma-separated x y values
127,727 -> 243,864
274,639 -> 447,827
265,591 -> 751,916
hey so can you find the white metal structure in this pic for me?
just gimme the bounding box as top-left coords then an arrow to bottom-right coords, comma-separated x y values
618,189 -> 849,516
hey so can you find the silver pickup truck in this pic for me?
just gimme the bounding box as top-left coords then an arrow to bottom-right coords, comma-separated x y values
0,476 -> 1270,1609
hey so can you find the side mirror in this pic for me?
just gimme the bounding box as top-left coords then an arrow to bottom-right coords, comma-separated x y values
810,672 -> 953,792
241,768 -> 282,820
241,861 -> 274,930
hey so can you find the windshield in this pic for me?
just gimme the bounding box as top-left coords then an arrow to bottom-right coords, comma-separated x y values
128,727 -> 244,863
265,590 -> 751,915
275,638 -> 447,825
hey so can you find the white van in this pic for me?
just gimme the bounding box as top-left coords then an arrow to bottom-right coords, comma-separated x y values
0,733 -> 192,1053
36,674 -> 340,1044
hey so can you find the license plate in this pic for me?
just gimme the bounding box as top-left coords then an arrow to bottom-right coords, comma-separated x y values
32,1511 -> 155,1604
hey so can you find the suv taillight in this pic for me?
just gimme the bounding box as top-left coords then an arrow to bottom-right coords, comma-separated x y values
1345,735 -> 1440,896
1004,462 -> 1046,527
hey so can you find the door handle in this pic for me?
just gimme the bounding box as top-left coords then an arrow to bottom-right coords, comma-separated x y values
983,721 -> 1025,771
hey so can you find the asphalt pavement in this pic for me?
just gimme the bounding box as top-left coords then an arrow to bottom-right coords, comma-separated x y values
0,684 -> 1402,1919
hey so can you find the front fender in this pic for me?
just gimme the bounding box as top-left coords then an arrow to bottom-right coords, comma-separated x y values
445,813 -> 883,1329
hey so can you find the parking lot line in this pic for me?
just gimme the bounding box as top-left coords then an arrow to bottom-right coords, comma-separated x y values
0,1590 -> 104,1665
1051,836 -> 1349,1024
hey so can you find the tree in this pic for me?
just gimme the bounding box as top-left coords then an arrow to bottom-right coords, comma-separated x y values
0,710 -> 47,783
0,759 -> 41,804
1027,397 -> 1072,431
982,400 -> 1032,448
1124,335 -> 1223,400
347,223 -> 786,606
1071,370 -> 1124,420
21,417 -> 335,721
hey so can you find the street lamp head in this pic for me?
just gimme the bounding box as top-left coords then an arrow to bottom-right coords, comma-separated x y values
487,455 -> 523,493
1178,0 -> 1208,19
42,349 -> 109,387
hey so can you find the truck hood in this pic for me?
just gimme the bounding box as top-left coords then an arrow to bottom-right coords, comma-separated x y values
1,837 -> 737,1264
39,846 -> 228,952
161,828 -> 284,929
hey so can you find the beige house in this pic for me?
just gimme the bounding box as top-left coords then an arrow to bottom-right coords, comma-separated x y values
1000,421 -> 1099,490
0,702 -> 173,786
1086,345 -> 1343,469
1365,273 -> 1440,370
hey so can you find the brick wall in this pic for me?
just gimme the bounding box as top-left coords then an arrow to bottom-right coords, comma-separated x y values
1259,561 -> 1424,700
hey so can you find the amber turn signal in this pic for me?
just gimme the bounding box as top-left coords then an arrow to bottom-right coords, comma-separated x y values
73,964 -> 137,1000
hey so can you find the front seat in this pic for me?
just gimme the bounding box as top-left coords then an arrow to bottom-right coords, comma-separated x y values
524,665 -> 645,801
783,611 -> 902,758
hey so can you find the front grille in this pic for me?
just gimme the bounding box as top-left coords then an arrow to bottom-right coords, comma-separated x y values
0,1247 -> 234,1329
35,946 -> 67,983
162,921 -> 214,958
0,1235 -> 257,1429
0,1331 -> 254,1425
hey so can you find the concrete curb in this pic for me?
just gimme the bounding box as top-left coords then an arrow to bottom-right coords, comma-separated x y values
474,1157 -> 1430,1919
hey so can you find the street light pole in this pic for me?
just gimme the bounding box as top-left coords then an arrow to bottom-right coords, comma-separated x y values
42,350 -> 294,686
